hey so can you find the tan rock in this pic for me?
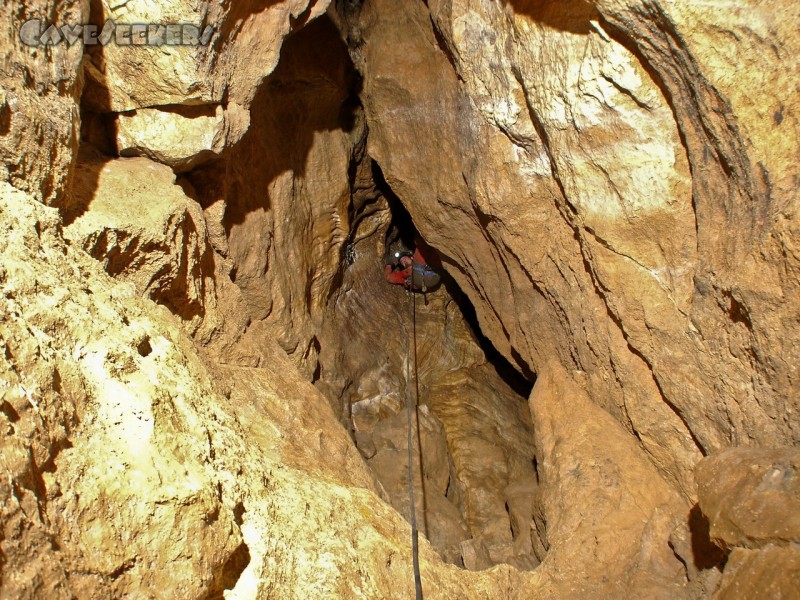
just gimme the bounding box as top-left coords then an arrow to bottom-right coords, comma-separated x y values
529,362 -> 690,596
695,447 -> 800,599
82,0 -> 331,111
63,148 -> 217,337
696,447 -> 800,548
0,2 -> 85,204
337,10 -> 800,591
0,181 -> 543,599
713,546 -> 800,600
2,0 -> 799,596
187,14 -> 361,376
115,105 -> 226,172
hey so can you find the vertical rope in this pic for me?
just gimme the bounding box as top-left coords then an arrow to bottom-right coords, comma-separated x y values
405,286 -> 423,600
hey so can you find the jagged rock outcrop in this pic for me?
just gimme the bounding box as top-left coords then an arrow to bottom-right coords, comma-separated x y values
0,181 -> 544,599
695,447 -> 800,598
0,2 -> 86,204
332,0 -> 799,592
313,188 -> 542,570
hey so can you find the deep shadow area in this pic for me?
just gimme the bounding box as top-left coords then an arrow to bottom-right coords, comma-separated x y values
688,503 -> 729,571
188,14 -> 361,234
205,542 -> 251,600
444,278 -> 535,398
58,0 -> 117,225
504,0 -> 596,34
374,162 -> 415,254
374,160 -> 535,399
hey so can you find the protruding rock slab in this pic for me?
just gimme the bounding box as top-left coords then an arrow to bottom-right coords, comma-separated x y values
0,2 -> 85,204
696,447 -> 800,599
116,105 -> 226,172
530,362 -> 690,597
64,149 -> 216,336
696,447 -> 800,549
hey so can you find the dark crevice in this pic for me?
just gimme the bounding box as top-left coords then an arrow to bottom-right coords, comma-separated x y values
374,160 -> 535,398
688,504 -> 729,570
109,558 -> 137,580
447,278 -> 535,398
723,291 -> 752,329
429,17 -> 463,82
205,542 -> 251,600
137,336 -> 153,357
0,400 -> 20,423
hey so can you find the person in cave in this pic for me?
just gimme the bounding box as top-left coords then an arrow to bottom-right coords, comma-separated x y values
384,235 -> 442,292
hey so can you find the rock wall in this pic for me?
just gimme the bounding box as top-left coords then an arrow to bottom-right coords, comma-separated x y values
314,186 -> 542,570
0,182 -> 540,598
1,0 -> 799,597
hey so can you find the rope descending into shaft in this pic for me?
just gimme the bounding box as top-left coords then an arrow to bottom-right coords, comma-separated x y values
405,286 -> 423,600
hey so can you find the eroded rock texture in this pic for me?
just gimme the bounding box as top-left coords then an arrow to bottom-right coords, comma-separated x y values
695,447 -> 800,599
1,0 -> 799,597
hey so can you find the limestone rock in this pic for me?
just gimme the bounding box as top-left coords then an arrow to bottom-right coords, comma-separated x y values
0,1 -> 85,204
312,185 -> 542,571
116,105 -> 226,172
695,447 -> 800,598
713,546 -> 800,600
82,0 -> 331,111
529,362 -> 690,597
188,14 -> 361,376
0,183 -> 241,598
327,8 -> 800,595
696,447 -> 800,549
0,181 -> 541,599
3,0 -> 799,596
63,149 -> 217,337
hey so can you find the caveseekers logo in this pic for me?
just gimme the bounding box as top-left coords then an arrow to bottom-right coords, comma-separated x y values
19,19 -> 215,47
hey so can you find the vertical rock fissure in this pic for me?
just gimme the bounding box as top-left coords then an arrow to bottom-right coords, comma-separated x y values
312,150 -> 544,570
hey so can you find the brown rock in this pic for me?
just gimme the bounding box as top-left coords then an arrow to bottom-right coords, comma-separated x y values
714,546 -> 800,600
115,105 -> 227,172
2,0 -> 799,596
696,447 -> 800,548
529,362 -> 690,596
63,148 -> 217,337
0,2 -> 85,204
0,181 -> 541,600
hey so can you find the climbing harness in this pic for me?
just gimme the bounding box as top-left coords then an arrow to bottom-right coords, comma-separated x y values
404,279 -> 424,600
409,263 -> 441,298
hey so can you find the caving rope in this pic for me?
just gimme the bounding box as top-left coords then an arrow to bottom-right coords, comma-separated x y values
404,269 -> 424,600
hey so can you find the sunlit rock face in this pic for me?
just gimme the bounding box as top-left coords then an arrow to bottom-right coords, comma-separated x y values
695,447 -> 800,597
0,2 -> 86,204
1,182 -> 533,599
332,0 -> 799,593
2,0 -> 799,597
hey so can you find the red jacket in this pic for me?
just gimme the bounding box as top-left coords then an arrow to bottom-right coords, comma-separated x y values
385,263 -> 412,285
385,246 -> 436,286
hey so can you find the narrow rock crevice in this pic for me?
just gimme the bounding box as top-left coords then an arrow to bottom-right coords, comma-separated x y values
313,151 -> 544,570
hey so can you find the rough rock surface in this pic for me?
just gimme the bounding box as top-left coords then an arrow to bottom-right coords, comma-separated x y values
115,105 -> 227,172
696,447 -> 800,549
696,447 -> 800,599
2,0 -> 799,597
0,2 -> 85,203
314,190 -> 542,570
64,149 -> 217,336
0,182 -> 542,599
345,0 -> 800,489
